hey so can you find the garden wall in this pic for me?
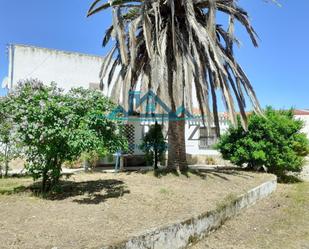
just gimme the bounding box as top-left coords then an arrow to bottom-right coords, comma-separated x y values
101,176 -> 277,249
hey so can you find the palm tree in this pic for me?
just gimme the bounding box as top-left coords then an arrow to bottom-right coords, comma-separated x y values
87,0 -> 263,171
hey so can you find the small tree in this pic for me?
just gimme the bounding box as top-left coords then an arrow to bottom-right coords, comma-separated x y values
140,122 -> 167,169
9,80 -> 127,192
217,107 -> 309,176
0,97 -> 19,177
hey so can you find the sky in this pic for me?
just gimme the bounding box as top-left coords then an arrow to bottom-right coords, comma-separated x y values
0,0 -> 308,110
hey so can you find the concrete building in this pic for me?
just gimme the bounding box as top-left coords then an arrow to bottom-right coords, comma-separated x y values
5,44 -> 104,91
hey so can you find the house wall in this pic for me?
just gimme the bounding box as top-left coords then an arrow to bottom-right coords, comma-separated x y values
295,115 -> 309,139
185,122 -> 229,156
8,44 -> 105,91
7,44 -> 230,160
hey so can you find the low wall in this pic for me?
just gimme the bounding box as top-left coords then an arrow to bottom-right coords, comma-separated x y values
101,176 -> 277,249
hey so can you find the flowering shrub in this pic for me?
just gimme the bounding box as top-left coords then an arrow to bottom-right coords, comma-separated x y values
8,80 -> 127,192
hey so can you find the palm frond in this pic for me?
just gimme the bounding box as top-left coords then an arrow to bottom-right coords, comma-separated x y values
88,0 -> 264,132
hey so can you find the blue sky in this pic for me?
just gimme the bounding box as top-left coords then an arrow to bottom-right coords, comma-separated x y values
0,0 -> 308,109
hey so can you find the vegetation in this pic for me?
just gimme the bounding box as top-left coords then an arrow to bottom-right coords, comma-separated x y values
4,80 -> 127,192
140,122 -> 167,169
87,0 -> 264,171
0,176 -> 31,195
217,107 -> 309,176
205,157 -> 216,165
0,97 -> 20,177
191,182 -> 309,248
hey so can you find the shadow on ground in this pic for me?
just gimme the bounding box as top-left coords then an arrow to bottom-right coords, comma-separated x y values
277,174 -> 303,184
187,167 -> 255,181
131,166 -> 256,181
190,168 -> 304,184
55,179 -> 129,204
10,179 -> 130,204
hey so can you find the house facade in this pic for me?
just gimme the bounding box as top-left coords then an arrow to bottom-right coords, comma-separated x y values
8,44 -> 309,164
5,44 -> 229,159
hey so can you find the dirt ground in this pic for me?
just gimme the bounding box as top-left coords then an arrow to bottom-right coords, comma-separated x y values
190,182 -> 309,249
0,169 -> 273,249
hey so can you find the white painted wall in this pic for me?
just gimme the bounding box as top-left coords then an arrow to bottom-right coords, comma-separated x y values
185,122 -> 229,156
8,44 -> 105,91
295,115 -> 309,139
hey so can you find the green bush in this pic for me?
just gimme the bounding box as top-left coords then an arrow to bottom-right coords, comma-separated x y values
0,97 -> 20,177
7,80 -> 127,192
217,107 -> 309,175
140,122 -> 167,169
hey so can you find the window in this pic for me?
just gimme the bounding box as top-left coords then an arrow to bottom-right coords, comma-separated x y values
124,124 -> 135,154
199,127 -> 217,149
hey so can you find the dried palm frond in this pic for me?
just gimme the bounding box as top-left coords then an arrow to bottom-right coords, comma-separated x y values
88,0 -> 267,133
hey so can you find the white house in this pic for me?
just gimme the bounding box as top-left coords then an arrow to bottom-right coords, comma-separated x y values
3,44 -> 234,165
6,44 -> 309,167
294,109 -> 309,139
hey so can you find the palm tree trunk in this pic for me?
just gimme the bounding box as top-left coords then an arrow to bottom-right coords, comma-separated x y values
166,57 -> 179,171
167,120 -> 179,171
177,118 -> 188,172
165,27 -> 188,172
167,118 -> 188,171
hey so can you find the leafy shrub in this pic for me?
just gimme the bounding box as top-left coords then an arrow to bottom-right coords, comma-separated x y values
63,158 -> 83,169
0,97 -> 20,177
7,80 -> 127,192
217,107 -> 309,176
140,122 -> 167,169
205,157 -> 216,165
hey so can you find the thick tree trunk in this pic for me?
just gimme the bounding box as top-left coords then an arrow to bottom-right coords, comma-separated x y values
167,118 -> 188,171
177,118 -> 188,172
167,120 -> 179,171
165,29 -> 188,172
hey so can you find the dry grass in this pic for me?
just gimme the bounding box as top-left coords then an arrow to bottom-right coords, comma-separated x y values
0,177 -> 32,195
191,182 -> 309,249
0,170 -> 273,249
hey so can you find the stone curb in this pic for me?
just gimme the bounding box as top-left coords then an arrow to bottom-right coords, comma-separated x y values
102,176 -> 277,249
